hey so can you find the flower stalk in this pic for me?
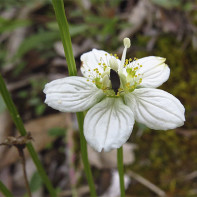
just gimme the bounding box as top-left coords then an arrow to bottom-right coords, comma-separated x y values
51,0 -> 96,196
51,0 -> 77,76
77,112 -> 97,196
117,147 -> 125,197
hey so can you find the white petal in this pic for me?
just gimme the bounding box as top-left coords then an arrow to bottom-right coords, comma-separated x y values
80,49 -> 109,77
124,88 -> 185,130
132,56 -> 170,88
80,49 -> 121,78
84,97 -> 134,152
44,76 -> 104,112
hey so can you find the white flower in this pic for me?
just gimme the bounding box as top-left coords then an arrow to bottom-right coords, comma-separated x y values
44,38 -> 185,152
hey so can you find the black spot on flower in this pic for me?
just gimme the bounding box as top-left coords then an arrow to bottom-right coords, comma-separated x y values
110,69 -> 120,95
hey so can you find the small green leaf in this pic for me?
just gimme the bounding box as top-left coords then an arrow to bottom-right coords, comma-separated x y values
29,97 -> 40,106
69,24 -> 89,37
30,171 -> 43,192
0,17 -> 30,34
35,104 -> 46,116
48,128 -> 66,137
15,31 -> 59,59
17,91 -> 28,99
151,0 -> 181,9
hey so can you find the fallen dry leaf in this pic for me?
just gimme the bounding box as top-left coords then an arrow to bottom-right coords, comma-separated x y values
0,113 -> 68,169
119,0 -> 152,40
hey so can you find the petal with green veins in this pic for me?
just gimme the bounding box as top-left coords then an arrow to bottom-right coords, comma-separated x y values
124,88 -> 185,130
84,97 -> 134,152
44,76 -> 104,112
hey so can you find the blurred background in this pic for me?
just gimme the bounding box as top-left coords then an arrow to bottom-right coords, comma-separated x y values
0,0 -> 197,196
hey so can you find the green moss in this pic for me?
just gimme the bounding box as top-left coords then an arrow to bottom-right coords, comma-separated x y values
132,34 -> 197,128
130,130 -> 197,195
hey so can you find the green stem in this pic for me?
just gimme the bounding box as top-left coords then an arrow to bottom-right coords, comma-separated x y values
0,181 -> 13,197
51,0 -> 96,196
0,75 -> 57,197
77,112 -> 97,197
117,147 -> 125,197
52,0 -> 77,76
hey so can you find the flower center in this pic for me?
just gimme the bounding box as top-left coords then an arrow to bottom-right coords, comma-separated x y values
86,38 -> 143,97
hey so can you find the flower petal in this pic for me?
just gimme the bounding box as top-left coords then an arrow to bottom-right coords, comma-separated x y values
80,49 -> 121,78
80,49 -> 109,77
84,97 -> 134,152
124,88 -> 185,130
132,56 -> 170,88
44,76 -> 104,112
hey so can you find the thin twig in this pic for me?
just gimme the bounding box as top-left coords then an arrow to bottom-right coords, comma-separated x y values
18,148 -> 32,197
128,170 -> 166,197
184,171 -> 197,181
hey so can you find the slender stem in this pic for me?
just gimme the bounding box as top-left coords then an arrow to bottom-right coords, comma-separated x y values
18,149 -> 32,197
0,75 -> 57,197
76,112 -> 97,197
0,181 -> 14,197
51,0 -> 77,76
51,1 -> 96,196
117,146 -> 125,197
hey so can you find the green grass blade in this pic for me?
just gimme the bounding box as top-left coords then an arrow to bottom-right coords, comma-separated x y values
0,181 -> 13,197
0,74 -> 57,197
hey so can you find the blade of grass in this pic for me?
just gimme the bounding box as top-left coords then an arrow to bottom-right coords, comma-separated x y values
51,0 -> 96,196
0,74 -> 57,197
0,181 -> 14,197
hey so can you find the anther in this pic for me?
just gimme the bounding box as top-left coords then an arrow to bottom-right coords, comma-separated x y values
123,38 -> 131,48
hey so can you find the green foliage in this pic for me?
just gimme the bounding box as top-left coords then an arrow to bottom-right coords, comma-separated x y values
151,0 -> 181,9
48,128 -> 66,137
127,32 -> 197,195
1,0 -> 196,196
0,181 -> 13,197
47,22 -> 89,37
12,61 -> 26,77
0,0 -> 50,9
29,79 -> 47,116
134,34 -> 197,129
16,79 -> 47,116
52,1 -> 97,195
85,15 -> 119,40
30,171 -> 43,192
52,0 -> 77,76
14,31 -> 59,59
0,17 -> 30,34
0,75 -> 57,196
131,130 -> 197,195
155,36 -> 197,114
